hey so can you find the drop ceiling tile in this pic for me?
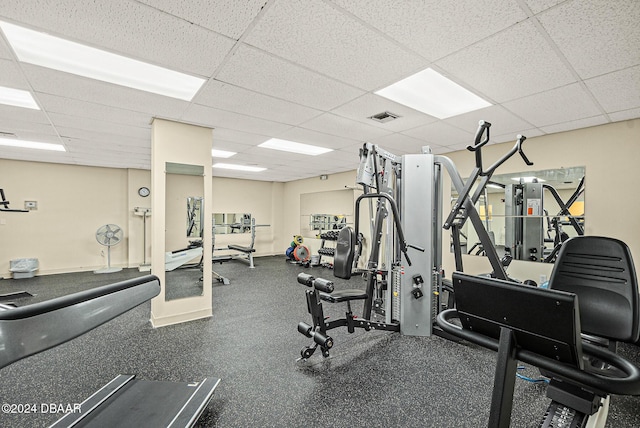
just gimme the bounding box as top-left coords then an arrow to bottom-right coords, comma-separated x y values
1,0 -> 235,76
216,44 -> 364,111
331,94 -> 439,132
55,126 -> 150,147
275,127 -> 359,150
0,148 -> 70,163
369,133 -> 435,155
444,105 -> 535,138
331,0 -> 526,61
137,0 -> 267,39
0,59 -> 30,89
609,108 -> 640,123
0,118 -> 57,136
503,83 -> 603,127
37,94 -> 152,128
537,0 -> 640,79
525,0 -> 566,14
47,112 -> 150,140
402,121 -> 474,147
213,128 -> 270,146
436,21 -> 575,103
299,113 -> 392,142
24,65 -> 191,117
0,36 -> 13,60
244,0 -> 427,90
194,80 -> 322,126
491,127 -> 545,144
182,104 -> 292,136
0,104 -> 51,124
212,139 -> 254,153
584,66 -> 640,114
540,115 -> 609,134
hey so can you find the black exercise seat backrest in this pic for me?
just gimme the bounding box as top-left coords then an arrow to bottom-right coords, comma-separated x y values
549,236 -> 640,343
333,226 -> 355,279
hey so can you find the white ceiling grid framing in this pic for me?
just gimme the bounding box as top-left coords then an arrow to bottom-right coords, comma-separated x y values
0,0 -> 637,182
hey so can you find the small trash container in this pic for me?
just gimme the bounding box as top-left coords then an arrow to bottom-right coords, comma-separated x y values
9,258 -> 39,279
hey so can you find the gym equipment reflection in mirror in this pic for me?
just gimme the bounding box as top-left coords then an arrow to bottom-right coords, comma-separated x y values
452,166 -> 585,263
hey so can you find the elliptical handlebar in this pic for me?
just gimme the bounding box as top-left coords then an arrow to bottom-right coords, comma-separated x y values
467,120 -> 492,152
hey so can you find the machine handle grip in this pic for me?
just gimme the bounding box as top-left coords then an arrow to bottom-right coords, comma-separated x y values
467,120 -> 492,152
407,244 -> 425,252
516,135 -> 533,166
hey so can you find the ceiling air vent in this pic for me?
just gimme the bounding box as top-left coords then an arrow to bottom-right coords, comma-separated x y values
368,111 -> 400,123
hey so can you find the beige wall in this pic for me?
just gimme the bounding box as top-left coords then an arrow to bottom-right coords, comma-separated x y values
2,119 -> 638,281
0,162 -> 282,279
0,160 -> 130,277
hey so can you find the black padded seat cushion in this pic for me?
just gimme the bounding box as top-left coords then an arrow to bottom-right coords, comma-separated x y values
319,289 -> 368,303
549,236 -> 640,343
333,227 -> 355,279
227,245 -> 255,253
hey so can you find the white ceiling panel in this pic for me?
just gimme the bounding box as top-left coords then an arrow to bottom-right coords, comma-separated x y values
537,0 -> 640,79
47,113 -> 150,140
525,0 -> 566,15
402,121 -> 474,147
215,44 -> 365,111
585,66 -> 640,114
369,133 -> 438,155
0,147 -> 70,163
0,104 -> 51,125
181,104 -> 292,136
503,83 -> 603,127
37,94 -> 152,128
137,0 -> 268,39
0,118 -> 57,136
298,113 -> 392,142
0,1 -> 638,181
609,108 -> 640,123
444,105 -> 535,138
212,128 -> 270,146
331,0 -> 526,62
540,115 -> 609,135
55,126 -> 150,147
0,0 -> 235,76
275,127 -> 359,150
330,94 -> 439,132
194,80 -> 322,126
244,0 -> 427,90
0,59 -> 30,89
436,21 -> 576,103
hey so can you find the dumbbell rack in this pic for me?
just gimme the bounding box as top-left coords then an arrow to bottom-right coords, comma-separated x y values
317,230 -> 339,267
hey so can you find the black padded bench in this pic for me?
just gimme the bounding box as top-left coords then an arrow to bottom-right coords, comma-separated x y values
227,244 -> 256,268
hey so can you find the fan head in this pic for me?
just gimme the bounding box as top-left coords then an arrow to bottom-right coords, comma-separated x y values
96,224 -> 123,247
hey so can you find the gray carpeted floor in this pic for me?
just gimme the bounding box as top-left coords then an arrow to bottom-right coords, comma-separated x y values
0,256 -> 638,427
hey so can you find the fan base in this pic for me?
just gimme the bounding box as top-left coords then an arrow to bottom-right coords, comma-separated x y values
94,267 -> 123,274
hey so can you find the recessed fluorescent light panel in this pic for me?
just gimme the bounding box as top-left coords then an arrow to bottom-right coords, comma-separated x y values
0,137 -> 65,151
0,86 -> 39,110
259,138 -> 333,156
0,21 -> 205,101
211,149 -> 236,158
375,68 -> 491,119
213,163 -> 266,172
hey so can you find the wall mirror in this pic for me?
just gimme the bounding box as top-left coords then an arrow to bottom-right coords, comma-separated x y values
213,213 -> 252,234
300,189 -> 355,238
451,166 -> 585,263
165,162 -> 205,300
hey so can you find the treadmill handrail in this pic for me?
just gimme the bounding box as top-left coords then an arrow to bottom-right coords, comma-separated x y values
0,275 -> 160,370
437,309 -> 640,396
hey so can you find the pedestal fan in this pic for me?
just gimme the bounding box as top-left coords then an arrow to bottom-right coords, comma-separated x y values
94,224 -> 123,274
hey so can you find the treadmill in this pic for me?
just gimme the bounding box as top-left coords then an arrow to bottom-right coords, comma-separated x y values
0,275 -> 219,428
